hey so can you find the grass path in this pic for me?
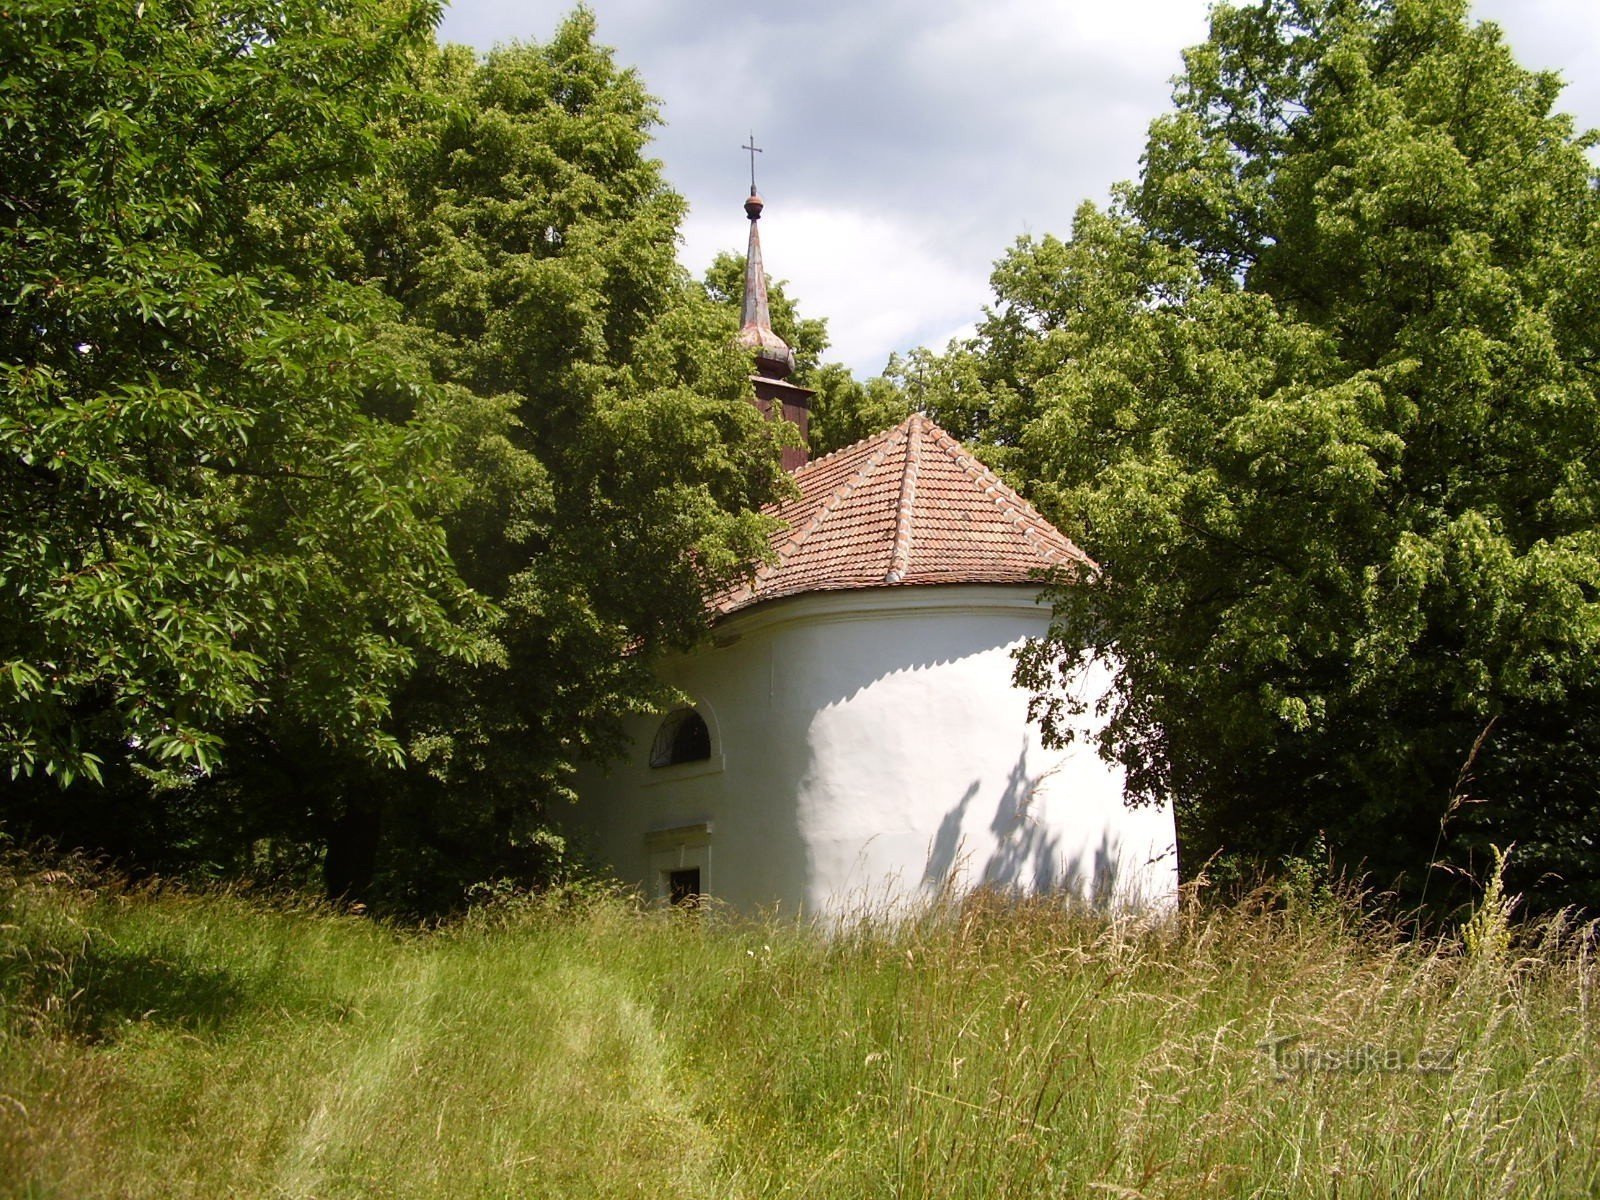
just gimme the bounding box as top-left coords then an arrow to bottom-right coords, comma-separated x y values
274,955 -> 446,1197
0,884 -> 731,1199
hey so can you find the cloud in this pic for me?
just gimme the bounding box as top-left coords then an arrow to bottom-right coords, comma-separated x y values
1473,0 -> 1600,130
681,200 -> 988,376
437,0 -> 1600,375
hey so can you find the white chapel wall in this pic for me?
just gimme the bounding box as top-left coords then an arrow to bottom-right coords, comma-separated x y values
566,585 -> 1178,917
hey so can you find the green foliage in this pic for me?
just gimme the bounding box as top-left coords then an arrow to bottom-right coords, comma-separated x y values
974,0 -> 1600,910
804,345 -> 1021,463
1,7 -> 791,910
702,248 -> 828,380
0,0 -> 479,786
700,249 -> 915,457
219,17 -> 792,908
3,867 -> 1597,1197
804,362 -> 913,455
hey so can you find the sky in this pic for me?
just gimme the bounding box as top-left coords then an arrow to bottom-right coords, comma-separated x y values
436,0 -> 1600,378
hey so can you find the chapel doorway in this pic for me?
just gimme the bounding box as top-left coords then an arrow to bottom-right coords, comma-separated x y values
667,867 -> 702,906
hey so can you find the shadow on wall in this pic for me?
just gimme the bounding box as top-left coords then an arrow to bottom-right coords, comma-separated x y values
922,740 -> 1124,907
921,778 -> 979,890
783,615 -> 1037,712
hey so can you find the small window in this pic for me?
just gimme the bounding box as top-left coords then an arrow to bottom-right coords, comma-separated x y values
649,708 -> 711,768
667,867 -> 702,907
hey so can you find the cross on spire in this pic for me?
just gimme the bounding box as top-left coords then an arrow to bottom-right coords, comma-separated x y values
741,132 -> 763,195
736,134 -> 793,383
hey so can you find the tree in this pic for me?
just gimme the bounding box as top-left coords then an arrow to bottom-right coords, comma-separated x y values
804,362 -> 913,456
195,18 -> 792,908
700,249 -> 917,457
0,0 -> 478,789
701,248 -> 828,380
986,0 -> 1600,910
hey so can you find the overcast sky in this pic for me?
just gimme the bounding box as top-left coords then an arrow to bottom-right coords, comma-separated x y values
436,0 -> 1600,377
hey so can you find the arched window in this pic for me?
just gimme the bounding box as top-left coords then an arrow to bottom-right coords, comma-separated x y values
649,708 -> 711,768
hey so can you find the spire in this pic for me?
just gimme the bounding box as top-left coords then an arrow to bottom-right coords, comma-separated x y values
734,137 -> 812,470
735,136 -> 796,380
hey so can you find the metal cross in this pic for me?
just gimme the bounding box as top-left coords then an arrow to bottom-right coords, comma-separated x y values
741,132 -> 763,192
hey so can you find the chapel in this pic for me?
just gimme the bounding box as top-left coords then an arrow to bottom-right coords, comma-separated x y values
566,180 -> 1177,916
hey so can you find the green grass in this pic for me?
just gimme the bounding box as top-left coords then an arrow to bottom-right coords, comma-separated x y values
1,858 -> 1596,1199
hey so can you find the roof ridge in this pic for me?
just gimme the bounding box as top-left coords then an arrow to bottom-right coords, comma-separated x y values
720,422 -> 908,610
884,412 -> 922,583
925,422 -> 1091,568
791,413 -> 917,478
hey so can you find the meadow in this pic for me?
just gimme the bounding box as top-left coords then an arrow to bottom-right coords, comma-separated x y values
1,855 -> 1595,1199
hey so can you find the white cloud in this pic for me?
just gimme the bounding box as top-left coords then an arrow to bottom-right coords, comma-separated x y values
1473,0 -> 1600,128
437,0 -> 1600,377
680,201 -> 987,376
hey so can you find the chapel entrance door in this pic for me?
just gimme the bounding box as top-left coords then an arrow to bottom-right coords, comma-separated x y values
667,867 -> 702,906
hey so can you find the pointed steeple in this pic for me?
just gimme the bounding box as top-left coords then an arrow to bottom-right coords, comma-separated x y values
732,138 -> 813,471
736,188 -> 796,379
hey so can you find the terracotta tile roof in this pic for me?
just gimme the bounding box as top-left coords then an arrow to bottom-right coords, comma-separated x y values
714,413 -> 1092,617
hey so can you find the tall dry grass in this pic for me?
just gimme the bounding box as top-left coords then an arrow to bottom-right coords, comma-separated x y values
1,854 -> 1595,1198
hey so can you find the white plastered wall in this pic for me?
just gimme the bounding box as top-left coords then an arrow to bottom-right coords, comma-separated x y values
566,585 -> 1177,917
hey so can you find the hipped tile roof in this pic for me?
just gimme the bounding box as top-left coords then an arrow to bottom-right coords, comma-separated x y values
714,413 -> 1092,618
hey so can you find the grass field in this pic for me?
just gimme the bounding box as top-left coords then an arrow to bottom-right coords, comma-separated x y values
1,856 -> 1596,1199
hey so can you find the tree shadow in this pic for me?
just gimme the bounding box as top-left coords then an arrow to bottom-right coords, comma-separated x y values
63,945 -> 255,1043
921,741 -> 1130,908
980,741 -> 1063,894
922,780 -> 979,888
